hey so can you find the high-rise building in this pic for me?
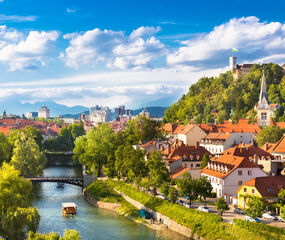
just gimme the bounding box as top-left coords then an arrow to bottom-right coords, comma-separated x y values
139,108 -> 151,119
26,112 -> 38,119
90,106 -> 111,123
38,105 -> 50,119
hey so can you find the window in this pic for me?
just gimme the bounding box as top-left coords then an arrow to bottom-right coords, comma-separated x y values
252,189 -> 255,194
190,164 -> 193,167
238,181 -> 242,186
238,170 -> 242,176
248,170 -> 252,176
261,112 -> 267,120
197,164 -> 200,167
244,188 -> 247,192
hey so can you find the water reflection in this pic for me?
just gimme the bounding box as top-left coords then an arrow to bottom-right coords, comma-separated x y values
33,162 -> 188,240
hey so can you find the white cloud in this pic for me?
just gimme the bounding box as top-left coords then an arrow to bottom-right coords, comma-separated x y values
0,26 -> 58,71
167,16 -> 285,67
0,14 -> 37,22
61,26 -> 166,70
66,8 -> 77,13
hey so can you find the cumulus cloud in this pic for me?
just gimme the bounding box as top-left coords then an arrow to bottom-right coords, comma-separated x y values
61,26 -> 166,70
0,25 -> 58,71
167,16 -> 285,68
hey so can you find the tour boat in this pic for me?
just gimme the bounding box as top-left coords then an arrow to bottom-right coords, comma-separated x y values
57,182 -> 64,188
62,202 -> 77,215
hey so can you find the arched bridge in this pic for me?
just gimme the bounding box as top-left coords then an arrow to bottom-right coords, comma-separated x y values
26,177 -> 84,187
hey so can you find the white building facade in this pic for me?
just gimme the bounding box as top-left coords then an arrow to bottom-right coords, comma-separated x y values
200,132 -> 253,156
38,105 -> 50,119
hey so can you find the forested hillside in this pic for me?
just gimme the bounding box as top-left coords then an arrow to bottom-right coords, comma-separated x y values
163,63 -> 285,124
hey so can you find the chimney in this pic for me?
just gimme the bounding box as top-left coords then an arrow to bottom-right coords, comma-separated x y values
195,141 -> 200,149
253,154 -> 258,164
265,143 -> 269,151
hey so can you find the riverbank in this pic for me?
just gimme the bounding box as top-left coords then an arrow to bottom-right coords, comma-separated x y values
84,180 -> 169,232
108,179 -> 285,240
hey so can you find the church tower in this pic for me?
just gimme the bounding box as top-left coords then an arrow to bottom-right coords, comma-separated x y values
257,71 -> 272,127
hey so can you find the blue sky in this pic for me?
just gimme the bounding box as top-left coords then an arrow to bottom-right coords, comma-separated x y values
0,0 -> 285,110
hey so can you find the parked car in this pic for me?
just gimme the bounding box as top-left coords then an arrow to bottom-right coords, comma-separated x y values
138,209 -> 153,219
234,207 -> 244,215
157,194 -> 164,199
277,216 -> 285,222
244,215 -> 260,223
176,199 -> 185,205
183,202 -> 194,208
262,212 -> 277,220
198,206 -> 212,213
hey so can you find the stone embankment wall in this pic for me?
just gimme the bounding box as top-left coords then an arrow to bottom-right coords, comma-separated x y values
114,189 -> 198,239
84,191 -> 120,212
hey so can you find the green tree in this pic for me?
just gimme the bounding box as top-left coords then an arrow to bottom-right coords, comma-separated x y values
177,173 -> 199,205
74,124 -> 116,176
278,188 -> 285,203
197,177 -> 212,201
146,151 -> 170,195
215,197 -> 229,216
70,122 -> 85,140
25,126 -> 44,150
168,186 -> 178,203
244,195 -> 266,218
27,229 -> 80,240
0,132 -> 12,164
200,154 -> 210,169
115,144 -> 147,183
160,182 -> 169,197
11,136 -> 47,177
256,126 -> 284,146
0,163 -> 39,239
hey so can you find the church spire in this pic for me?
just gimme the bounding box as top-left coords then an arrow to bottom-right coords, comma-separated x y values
258,70 -> 269,105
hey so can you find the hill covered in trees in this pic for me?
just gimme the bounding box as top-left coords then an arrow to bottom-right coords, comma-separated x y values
163,63 -> 285,124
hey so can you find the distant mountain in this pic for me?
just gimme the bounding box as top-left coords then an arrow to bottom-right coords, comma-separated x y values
0,99 -> 89,117
133,107 -> 168,118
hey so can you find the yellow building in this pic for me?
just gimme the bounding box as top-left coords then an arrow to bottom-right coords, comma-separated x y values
237,176 -> 285,209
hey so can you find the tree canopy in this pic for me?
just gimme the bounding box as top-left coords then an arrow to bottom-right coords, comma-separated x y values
11,135 -> 47,177
163,63 -> 285,124
0,163 -> 39,239
27,229 -> 80,240
256,125 -> 284,146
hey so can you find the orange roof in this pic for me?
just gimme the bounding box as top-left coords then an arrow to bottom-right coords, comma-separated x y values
214,144 -> 273,160
202,155 -> 261,179
270,135 -> 285,153
239,176 -> 285,197
180,124 -> 196,134
203,132 -> 231,141
162,141 -> 212,161
173,125 -> 184,134
171,167 -> 190,179
261,143 -> 277,154
215,119 -> 261,134
140,140 -> 155,148
198,124 -> 215,133
276,122 -> 285,129
161,123 -> 178,134
0,126 -> 13,135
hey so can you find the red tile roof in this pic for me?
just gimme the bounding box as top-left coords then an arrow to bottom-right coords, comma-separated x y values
202,132 -> 231,141
239,176 -> 285,197
161,123 -> 178,134
215,119 -> 261,134
171,166 -> 190,179
180,124 -> 196,134
270,135 -> 285,153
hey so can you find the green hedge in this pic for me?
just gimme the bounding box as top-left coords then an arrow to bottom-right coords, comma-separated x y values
108,180 -> 285,240
233,219 -> 285,240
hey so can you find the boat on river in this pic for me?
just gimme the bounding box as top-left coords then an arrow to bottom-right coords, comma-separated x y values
62,202 -> 77,215
57,182 -> 64,188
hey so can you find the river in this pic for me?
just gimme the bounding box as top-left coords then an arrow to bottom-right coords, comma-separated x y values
32,158 -> 188,240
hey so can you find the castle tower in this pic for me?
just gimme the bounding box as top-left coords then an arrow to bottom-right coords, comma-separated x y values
257,71 -> 272,127
229,56 -> 237,72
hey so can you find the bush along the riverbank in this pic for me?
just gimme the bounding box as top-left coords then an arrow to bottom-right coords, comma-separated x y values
85,180 -> 143,223
108,180 -> 285,240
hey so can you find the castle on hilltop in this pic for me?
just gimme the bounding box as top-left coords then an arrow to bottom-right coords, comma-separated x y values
229,56 -> 253,80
